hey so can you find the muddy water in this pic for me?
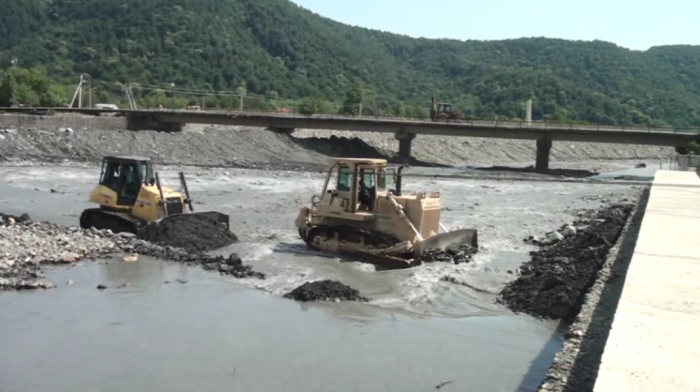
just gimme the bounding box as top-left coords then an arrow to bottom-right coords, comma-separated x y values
0,165 -> 642,392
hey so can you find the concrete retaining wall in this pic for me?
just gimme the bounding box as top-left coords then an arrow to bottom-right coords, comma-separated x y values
0,114 -> 127,131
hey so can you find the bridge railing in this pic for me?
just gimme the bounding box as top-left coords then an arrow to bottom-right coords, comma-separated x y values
3,106 -> 699,135
146,108 -> 700,135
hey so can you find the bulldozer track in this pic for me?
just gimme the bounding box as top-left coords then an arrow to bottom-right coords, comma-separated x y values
80,208 -> 146,236
302,225 -> 402,253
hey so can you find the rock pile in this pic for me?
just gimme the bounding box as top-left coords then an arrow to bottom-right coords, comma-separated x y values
141,213 -> 238,251
201,254 -> 266,279
499,204 -> 633,320
0,212 -> 262,291
284,280 -> 369,302
421,245 -> 478,264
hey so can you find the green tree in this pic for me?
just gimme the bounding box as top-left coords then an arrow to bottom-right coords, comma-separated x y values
298,96 -> 332,114
340,82 -> 363,115
0,67 -> 65,107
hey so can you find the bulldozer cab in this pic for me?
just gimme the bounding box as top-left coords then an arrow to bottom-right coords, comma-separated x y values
99,156 -> 153,206
437,103 -> 453,115
318,158 -> 400,214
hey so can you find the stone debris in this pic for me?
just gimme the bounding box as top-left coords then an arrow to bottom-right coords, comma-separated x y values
499,204 -> 633,320
0,212 -> 263,291
421,245 -> 478,264
140,213 -> 238,251
284,280 -> 369,302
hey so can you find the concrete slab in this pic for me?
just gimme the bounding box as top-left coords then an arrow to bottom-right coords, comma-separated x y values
595,171 -> 700,392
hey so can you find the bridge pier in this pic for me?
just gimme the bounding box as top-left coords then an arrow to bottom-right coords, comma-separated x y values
536,139 -> 552,172
267,127 -> 295,135
395,132 -> 416,162
126,114 -> 183,133
675,146 -> 689,155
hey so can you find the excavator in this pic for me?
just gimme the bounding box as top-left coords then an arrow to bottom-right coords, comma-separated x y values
80,155 -> 230,238
295,158 -> 478,269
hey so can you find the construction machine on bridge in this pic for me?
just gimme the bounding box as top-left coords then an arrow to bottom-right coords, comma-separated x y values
295,158 -> 478,269
430,97 -> 465,122
80,155 -> 230,239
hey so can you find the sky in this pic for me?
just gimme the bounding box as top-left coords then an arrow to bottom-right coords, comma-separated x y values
290,0 -> 699,51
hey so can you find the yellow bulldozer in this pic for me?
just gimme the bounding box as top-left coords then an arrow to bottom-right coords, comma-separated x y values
80,155 -> 229,238
295,158 -> 478,269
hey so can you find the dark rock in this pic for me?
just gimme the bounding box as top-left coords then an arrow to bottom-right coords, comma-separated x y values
421,245 -> 478,264
140,213 -> 238,251
499,204 -> 633,321
284,280 -> 369,302
97,284 -> 108,290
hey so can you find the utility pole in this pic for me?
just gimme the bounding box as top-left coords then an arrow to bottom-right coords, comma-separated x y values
88,77 -> 92,108
8,58 -> 18,107
78,75 -> 83,108
358,88 -> 363,116
70,75 -> 85,109
525,99 -> 533,123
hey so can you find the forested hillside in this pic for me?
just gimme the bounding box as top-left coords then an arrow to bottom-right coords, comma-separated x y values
1,0 -> 700,127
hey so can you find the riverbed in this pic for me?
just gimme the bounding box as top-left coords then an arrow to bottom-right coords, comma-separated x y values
0,165 -> 643,392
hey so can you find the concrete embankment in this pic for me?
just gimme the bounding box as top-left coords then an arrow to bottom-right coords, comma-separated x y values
0,114 -> 673,168
594,171 -> 700,392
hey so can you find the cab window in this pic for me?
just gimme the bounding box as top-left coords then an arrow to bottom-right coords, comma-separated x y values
137,162 -> 149,184
377,169 -> 387,190
101,161 -> 122,187
338,167 -> 353,192
360,169 -> 375,187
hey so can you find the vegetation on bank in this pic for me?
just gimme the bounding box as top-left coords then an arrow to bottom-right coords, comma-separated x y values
1,0 -> 700,128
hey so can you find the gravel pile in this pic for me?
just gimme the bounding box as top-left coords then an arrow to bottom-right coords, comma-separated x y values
0,212 -> 262,291
201,254 -> 266,279
1,214 -> 122,290
421,245 -> 478,264
140,213 -> 238,251
284,280 -> 369,302
498,204 -> 633,320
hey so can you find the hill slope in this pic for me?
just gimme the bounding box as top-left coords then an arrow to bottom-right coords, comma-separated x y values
1,0 -> 700,127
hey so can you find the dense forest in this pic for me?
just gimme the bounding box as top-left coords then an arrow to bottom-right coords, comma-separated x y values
1,0 -> 700,127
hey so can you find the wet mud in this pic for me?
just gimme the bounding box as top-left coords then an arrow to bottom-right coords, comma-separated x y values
498,204 -> 633,320
284,280 -> 369,302
421,245 -> 478,264
142,213 -> 238,251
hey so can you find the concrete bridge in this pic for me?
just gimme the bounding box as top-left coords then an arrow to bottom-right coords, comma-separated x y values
2,107 -> 698,171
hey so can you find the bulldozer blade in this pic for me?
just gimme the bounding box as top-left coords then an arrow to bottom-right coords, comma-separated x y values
415,229 -> 478,255
338,245 -> 419,270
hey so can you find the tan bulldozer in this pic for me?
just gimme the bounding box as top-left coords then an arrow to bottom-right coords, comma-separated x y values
295,158 -> 478,269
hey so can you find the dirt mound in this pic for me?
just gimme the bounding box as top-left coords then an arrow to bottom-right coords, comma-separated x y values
498,204 -> 633,321
143,214 -> 238,251
284,280 -> 369,302
421,245 -> 478,264
201,254 -> 266,279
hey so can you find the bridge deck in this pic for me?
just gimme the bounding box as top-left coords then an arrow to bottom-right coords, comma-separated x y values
1,107 -> 697,146
594,170 -> 700,391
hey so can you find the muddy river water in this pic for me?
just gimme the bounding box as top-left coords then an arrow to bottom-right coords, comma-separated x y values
0,165 -> 644,392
